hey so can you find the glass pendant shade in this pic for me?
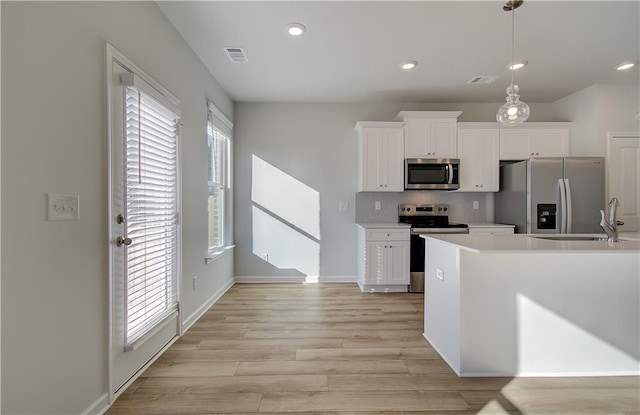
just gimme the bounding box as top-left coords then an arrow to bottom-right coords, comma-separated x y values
496,84 -> 530,126
496,0 -> 530,127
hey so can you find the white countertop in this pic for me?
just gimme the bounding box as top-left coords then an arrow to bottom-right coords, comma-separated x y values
356,223 -> 411,229
620,232 -> 640,241
422,233 -> 640,253
466,223 -> 515,228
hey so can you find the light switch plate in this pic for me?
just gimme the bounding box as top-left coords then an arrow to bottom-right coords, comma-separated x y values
47,194 -> 79,221
338,201 -> 349,211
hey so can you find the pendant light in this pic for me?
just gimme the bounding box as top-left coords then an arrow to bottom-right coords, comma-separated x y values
496,0 -> 530,126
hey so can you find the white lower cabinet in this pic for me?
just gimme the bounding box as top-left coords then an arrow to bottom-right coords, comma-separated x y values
357,227 -> 410,292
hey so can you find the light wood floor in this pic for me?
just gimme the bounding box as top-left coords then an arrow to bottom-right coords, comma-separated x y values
107,283 -> 640,414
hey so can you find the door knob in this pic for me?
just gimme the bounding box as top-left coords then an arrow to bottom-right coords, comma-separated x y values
116,236 -> 132,247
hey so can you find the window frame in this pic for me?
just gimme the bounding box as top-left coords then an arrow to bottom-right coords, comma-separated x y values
206,101 -> 233,257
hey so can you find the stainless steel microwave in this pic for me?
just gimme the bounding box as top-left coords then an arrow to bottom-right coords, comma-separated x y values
405,158 -> 460,190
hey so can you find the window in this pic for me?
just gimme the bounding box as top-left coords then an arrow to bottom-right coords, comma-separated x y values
121,73 -> 181,348
207,102 -> 232,253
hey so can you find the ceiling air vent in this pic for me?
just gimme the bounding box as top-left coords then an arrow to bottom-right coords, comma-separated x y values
467,75 -> 500,85
224,47 -> 249,63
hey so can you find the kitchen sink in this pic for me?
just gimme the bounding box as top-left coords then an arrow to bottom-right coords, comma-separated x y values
530,236 -> 609,241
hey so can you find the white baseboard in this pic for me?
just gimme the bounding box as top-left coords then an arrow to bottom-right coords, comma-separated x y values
82,393 -> 110,415
234,275 -> 356,284
459,370 -> 640,378
182,277 -> 235,332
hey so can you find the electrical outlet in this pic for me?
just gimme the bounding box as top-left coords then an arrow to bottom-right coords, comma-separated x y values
47,194 -> 79,221
473,200 -> 480,210
436,268 -> 444,281
375,201 -> 381,211
193,275 -> 199,290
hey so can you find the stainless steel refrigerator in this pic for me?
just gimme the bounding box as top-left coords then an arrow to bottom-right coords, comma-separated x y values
495,157 -> 605,233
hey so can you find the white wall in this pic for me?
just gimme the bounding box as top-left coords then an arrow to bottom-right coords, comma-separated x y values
596,83 -> 640,146
553,82 -> 640,156
1,2 -> 233,414
233,101 -> 557,280
552,84 -> 600,155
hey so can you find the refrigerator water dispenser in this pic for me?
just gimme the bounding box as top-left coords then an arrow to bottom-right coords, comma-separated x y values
537,204 -> 556,230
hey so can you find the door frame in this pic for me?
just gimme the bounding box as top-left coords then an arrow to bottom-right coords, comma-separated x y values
607,132 -> 640,232
105,43 -> 183,403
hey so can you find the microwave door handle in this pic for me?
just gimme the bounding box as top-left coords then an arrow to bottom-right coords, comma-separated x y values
447,163 -> 453,184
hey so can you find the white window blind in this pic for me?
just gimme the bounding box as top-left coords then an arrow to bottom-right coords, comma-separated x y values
207,102 -> 232,251
124,85 -> 179,347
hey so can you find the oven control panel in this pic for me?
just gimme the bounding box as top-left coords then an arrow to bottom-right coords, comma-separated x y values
398,203 -> 449,216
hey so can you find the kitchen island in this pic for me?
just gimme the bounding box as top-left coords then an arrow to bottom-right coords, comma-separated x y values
422,233 -> 640,377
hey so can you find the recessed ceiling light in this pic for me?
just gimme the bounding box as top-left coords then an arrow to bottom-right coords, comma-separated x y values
507,60 -> 528,71
615,61 -> 638,71
401,60 -> 418,70
286,23 -> 306,36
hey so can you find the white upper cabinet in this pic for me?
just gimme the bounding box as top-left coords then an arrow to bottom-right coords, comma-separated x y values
355,121 -> 404,192
396,111 -> 462,159
500,123 -> 570,160
457,126 -> 499,192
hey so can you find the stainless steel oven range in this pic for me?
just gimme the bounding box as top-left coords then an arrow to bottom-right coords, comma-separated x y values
398,203 -> 468,293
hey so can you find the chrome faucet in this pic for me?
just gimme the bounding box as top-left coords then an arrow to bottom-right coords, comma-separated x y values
600,197 -> 624,242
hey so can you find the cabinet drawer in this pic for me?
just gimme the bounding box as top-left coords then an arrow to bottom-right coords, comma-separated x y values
366,229 -> 410,241
468,227 -> 514,235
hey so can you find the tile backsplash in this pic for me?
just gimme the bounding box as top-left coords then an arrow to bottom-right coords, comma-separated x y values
355,191 -> 494,224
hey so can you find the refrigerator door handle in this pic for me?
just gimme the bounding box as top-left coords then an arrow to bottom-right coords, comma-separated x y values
564,178 -> 573,233
558,179 -> 567,233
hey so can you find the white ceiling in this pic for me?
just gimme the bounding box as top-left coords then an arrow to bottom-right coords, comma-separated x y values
157,1 -> 640,103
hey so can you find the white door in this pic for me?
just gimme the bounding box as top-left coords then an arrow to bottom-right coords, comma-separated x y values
499,130 -> 530,159
387,241 -> 410,285
362,128 -> 383,191
479,130 -> 500,191
107,47 -> 181,396
431,118 -> 458,158
404,118 -> 430,158
532,129 -> 569,157
608,133 -> 640,232
384,127 -> 404,192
